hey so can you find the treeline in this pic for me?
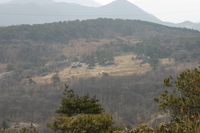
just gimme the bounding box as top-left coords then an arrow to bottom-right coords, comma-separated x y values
171,37 -> 200,62
0,42 -> 70,73
96,36 -> 200,64
99,37 -> 172,58
0,18 -> 199,44
81,50 -> 115,66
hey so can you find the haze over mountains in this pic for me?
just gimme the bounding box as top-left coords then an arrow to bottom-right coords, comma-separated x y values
8,0 -> 54,5
7,0 -> 101,7
0,0 -> 199,31
58,0 -> 101,7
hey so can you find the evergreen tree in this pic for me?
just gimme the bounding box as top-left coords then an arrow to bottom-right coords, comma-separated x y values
148,54 -> 159,70
154,66 -> 200,132
51,74 -> 60,83
48,85 -> 114,133
55,85 -> 104,116
28,78 -> 37,85
1,120 -> 9,129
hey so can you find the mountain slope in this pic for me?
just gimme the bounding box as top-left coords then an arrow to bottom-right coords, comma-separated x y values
176,21 -> 200,31
0,18 -> 199,43
0,0 -> 161,26
63,0 -> 101,7
97,0 -> 161,24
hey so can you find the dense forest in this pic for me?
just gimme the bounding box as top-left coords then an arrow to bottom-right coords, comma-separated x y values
0,18 -> 199,44
0,18 -> 200,132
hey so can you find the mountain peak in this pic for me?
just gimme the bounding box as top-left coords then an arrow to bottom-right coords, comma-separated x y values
60,0 -> 101,7
113,0 -> 131,4
100,0 -> 161,24
116,0 -> 126,1
104,0 -> 139,8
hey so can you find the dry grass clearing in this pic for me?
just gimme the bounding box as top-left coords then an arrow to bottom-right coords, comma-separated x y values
33,38 -> 144,84
33,54 -> 177,84
33,53 -> 200,85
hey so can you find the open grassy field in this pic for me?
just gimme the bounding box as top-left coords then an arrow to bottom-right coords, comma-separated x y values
33,54 -> 178,84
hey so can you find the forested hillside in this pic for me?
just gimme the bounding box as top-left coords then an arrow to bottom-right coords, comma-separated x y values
0,18 -> 200,132
0,19 -> 199,43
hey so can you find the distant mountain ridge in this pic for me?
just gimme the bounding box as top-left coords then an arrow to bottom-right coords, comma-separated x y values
0,0 -> 199,31
62,0 -> 101,7
0,0 -> 161,25
98,0 -> 161,24
6,0 -> 101,7
177,21 -> 200,31
9,0 -> 54,5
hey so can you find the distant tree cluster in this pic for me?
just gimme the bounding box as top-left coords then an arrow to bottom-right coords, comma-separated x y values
81,50 -> 115,67
172,38 -> 200,62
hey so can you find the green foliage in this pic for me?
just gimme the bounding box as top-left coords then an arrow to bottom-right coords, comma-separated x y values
102,42 -> 133,54
55,85 -> 104,116
27,79 -> 37,85
95,50 -> 114,65
172,50 -> 189,62
48,85 -> 114,133
1,18 -> 197,44
133,39 -> 172,59
72,57 -> 79,62
0,127 -> 10,133
16,45 -> 48,67
55,55 -> 68,61
48,112 -> 113,133
1,120 -> 9,129
102,72 -> 110,77
51,74 -> 60,83
6,64 -> 15,72
0,69 -> 169,127
148,54 -> 160,70
0,124 -> 38,133
18,124 -> 38,133
114,124 -> 154,133
85,53 -> 96,67
154,66 -> 200,132
83,50 -> 115,66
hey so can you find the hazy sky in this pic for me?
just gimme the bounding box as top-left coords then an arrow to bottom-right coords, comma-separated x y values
0,0 -> 199,23
94,0 -> 200,23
